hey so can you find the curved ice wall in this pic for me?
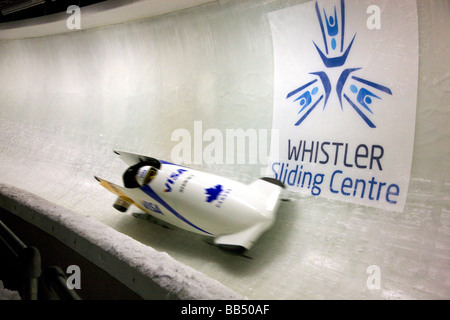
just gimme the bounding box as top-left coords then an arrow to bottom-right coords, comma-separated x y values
0,0 -> 449,299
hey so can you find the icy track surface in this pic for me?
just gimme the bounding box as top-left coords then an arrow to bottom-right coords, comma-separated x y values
0,0 -> 449,299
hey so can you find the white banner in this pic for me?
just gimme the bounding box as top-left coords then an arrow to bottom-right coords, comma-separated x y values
267,0 -> 418,212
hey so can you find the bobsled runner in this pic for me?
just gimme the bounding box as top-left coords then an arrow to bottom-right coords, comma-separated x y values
95,151 -> 284,253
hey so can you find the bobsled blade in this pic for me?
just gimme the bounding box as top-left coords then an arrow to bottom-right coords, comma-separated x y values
131,212 -> 173,230
204,239 -> 252,259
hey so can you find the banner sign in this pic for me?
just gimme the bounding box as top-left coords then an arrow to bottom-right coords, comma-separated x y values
267,0 -> 418,212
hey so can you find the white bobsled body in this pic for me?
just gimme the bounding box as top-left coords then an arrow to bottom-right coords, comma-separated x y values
96,151 -> 284,251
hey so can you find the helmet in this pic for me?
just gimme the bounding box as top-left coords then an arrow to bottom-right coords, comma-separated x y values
135,166 -> 157,186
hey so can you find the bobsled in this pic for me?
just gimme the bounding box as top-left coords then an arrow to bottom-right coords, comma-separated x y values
95,151 -> 284,253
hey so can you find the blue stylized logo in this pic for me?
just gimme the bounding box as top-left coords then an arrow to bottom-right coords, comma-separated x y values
142,201 -> 163,214
205,184 -> 223,203
286,0 -> 392,128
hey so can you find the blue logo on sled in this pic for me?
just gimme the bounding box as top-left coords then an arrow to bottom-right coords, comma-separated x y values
205,184 -> 223,203
286,0 -> 392,128
142,201 -> 163,215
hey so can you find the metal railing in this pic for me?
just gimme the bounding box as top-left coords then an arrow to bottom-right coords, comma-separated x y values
0,219 -> 81,300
